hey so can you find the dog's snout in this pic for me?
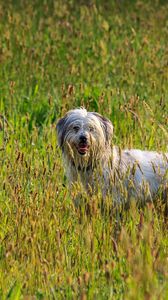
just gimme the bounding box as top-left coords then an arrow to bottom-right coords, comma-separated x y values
79,135 -> 87,143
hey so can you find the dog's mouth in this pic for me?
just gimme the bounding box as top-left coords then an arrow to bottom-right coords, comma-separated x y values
77,142 -> 89,155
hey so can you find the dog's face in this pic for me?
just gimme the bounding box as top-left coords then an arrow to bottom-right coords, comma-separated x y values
56,108 -> 113,161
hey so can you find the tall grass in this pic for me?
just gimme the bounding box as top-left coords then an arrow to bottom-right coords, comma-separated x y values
0,0 -> 168,298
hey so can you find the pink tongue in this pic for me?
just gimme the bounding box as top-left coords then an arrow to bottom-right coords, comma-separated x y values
79,146 -> 87,152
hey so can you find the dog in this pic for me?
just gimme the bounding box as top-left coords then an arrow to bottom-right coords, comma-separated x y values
56,108 -> 168,203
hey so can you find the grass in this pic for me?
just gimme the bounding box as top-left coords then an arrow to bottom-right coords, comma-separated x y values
0,0 -> 168,298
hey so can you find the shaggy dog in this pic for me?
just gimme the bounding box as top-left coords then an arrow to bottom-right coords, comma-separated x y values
56,108 -> 168,203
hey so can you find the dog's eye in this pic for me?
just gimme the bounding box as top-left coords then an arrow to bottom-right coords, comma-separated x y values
89,126 -> 94,132
73,126 -> 80,132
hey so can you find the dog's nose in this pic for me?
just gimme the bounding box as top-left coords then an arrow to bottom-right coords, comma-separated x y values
79,135 -> 87,143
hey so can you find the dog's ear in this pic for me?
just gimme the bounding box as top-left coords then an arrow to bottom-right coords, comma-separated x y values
92,112 -> 113,145
56,115 -> 68,148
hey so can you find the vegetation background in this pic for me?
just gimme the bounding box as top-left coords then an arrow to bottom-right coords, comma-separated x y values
0,0 -> 168,299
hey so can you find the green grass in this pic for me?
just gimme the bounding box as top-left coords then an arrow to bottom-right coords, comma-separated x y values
0,0 -> 168,298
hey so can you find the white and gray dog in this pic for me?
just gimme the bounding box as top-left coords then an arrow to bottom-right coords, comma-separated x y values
56,108 -> 168,203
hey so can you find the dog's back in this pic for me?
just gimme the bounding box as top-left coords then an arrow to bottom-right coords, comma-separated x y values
119,149 -> 168,199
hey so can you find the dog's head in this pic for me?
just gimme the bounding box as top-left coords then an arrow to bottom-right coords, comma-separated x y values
56,108 -> 113,160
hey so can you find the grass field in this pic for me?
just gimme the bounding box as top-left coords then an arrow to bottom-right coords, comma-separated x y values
0,0 -> 168,299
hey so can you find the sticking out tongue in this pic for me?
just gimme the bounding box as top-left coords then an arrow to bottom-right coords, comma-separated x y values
78,143 -> 89,155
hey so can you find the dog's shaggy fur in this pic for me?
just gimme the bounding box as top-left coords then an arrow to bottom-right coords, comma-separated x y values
56,108 -> 168,203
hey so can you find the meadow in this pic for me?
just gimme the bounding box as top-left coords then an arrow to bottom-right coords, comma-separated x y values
0,0 -> 168,298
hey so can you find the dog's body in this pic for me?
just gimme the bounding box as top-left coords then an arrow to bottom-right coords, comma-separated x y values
56,108 -> 168,203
